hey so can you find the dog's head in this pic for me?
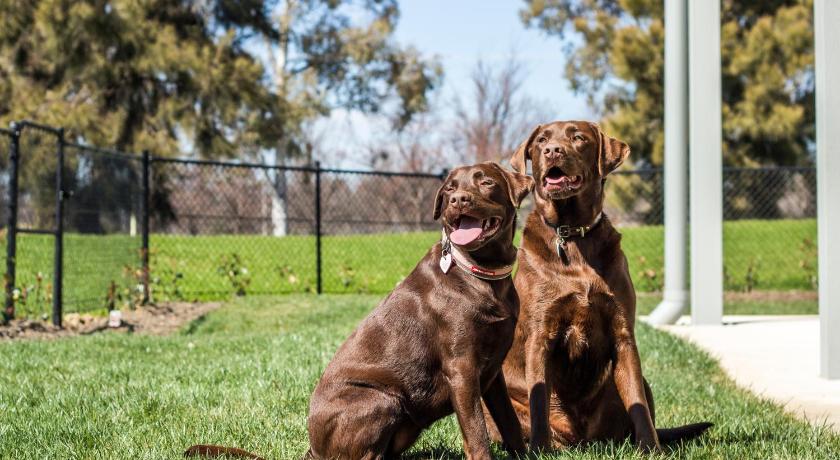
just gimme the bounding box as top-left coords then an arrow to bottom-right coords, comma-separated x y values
509,121 -> 630,201
433,162 -> 534,251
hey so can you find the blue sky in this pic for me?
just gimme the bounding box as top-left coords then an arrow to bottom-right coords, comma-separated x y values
395,0 -> 590,118
314,0 -> 593,168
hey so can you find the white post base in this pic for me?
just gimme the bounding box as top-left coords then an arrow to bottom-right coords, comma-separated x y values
647,290 -> 689,325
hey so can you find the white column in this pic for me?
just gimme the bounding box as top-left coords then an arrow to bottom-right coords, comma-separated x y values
648,0 -> 689,325
815,0 -> 840,379
688,0 -> 723,325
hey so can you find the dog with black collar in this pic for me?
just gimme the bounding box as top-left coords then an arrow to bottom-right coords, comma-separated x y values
490,121 -> 712,452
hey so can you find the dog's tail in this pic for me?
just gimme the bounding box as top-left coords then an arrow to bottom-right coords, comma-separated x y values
656,422 -> 714,445
184,444 -> 265,460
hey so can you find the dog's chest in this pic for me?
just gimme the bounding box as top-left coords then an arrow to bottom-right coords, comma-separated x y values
473,300 -> 517,352
537,265 -> 613,363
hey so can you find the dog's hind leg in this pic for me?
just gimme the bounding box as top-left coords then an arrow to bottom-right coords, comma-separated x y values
386,422 -> 423,459
309,385 -> 408,460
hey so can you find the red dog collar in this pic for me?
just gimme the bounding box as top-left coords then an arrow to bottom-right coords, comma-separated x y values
439,231 -> 514,281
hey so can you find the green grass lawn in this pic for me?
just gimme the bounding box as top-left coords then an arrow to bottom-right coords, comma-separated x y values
1,218 -> 817,316
636,294 -> 818,316
0,294 -> 837,459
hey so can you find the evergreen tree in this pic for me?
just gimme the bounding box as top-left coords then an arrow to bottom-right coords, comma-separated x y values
520,0 -> 814,167
0,0 -> 441,159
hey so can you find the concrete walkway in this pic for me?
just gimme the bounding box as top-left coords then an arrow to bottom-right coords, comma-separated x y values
651,315 -> 840,432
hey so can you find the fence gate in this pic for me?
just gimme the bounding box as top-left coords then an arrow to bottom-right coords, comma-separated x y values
2,121 -> 145,326
3,121 -> 64,326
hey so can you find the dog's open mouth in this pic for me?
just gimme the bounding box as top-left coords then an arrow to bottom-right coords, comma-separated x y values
544,167 -> 582,191
449,215 -> 501,246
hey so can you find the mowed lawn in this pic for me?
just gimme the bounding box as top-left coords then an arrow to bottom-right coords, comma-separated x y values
1,294 -> 838,459
151,218 -> 818,297
1,218 -> 817,316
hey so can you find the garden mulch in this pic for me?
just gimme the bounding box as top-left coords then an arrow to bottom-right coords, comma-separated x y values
0,301 -> 221,340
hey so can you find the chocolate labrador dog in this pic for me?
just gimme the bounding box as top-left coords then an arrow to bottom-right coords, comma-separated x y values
306,162 -> 530,459
187,162 -> 531,460
493,121 -> 711,452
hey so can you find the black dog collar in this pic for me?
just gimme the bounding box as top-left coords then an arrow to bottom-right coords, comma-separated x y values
543,212 -> 603,257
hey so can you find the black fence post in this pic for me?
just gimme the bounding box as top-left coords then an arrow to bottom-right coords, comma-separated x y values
52,127 -> 65,327
314,161 -> 323,294
141,150 -> 151,304
4,123 -> 20,323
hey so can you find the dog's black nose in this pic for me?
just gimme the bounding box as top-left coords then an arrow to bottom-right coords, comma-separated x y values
542,143 -> 565,159
449,191 -> 472,207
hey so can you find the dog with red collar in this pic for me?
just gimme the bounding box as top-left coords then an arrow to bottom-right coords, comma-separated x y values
186,162 -> 534,460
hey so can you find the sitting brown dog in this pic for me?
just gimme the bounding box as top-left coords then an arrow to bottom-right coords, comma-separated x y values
187,162 -> 531,460
494,121 -> 711,452
306,163 -> 531,459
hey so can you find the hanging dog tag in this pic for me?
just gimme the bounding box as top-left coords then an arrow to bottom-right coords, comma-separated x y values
555,236 -> 565,258
440,252 -> 453,273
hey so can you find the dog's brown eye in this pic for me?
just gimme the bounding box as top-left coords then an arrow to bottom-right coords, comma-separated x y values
573,134 -> 586,142
537,136 -> 547,143
481,179 -> 494,187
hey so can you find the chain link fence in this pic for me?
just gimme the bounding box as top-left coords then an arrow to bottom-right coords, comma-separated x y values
62,143 -> 143,312
319,169 -> 442,294
604,166 -> 817,314
149,159 -> 319,300
606,169 -> 665,293
722,167 -> 817,296
148,160 -> 444,301
0,121 -> 820,321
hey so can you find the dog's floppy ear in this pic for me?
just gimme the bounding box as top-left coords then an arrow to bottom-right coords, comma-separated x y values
487,162 -> 535,208
433,170 -> 454,220
510,124 -> 542,173
591,123 -> 631,176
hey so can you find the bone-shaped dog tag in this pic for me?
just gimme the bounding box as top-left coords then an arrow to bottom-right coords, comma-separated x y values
440,252 -> 453,273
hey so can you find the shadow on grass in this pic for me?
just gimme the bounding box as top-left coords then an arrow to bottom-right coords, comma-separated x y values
404,448 -> 464,459
387,433 -> 717,459
182,314 -> 209,335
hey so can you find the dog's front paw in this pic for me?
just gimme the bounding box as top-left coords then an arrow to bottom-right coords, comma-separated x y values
636,437 -> 662,454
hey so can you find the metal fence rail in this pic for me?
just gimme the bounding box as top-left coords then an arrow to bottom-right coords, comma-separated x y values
148,158 -> 444,300
722,167 -> 817,293
0,120 -> 820,323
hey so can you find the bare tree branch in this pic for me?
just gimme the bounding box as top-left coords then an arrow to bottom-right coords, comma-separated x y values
453,56 -> 548,164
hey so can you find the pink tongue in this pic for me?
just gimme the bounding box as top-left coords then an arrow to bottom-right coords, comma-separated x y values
450,216 -> 483,245
546,175 -> 567,185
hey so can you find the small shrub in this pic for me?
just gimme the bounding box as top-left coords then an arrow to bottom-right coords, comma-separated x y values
104,266 -> 145,312
277,265 -> 315,293
798,237 -> 818,289
635,256 -> 662,292
218,253 -> 251,296
338,264 -> 356,288
725,257 -> 762,292
151,264 -> 185,302
278,265 -> 299,285
13,272 -> 52,319
744,258 -> 760,292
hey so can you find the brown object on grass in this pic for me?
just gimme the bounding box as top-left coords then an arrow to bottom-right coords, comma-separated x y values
496,121 -> 712,452
187,162 -> 533,460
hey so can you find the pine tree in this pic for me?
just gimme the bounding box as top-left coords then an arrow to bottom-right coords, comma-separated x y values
520,0 -> 814,167
0,0 -> 441,159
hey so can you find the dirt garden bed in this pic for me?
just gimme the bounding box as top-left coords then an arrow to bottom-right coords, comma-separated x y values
0,302 -> 222,340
